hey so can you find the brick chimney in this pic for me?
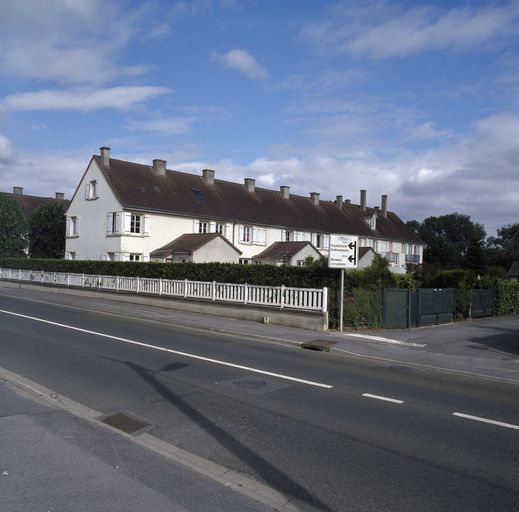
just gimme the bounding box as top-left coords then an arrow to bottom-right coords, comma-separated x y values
202,169 -> 215,185
152,159 -> 167,176
381,194 -> 388,217
244,178 -> 255,192
360,189 -> 367,211
310,192 -> 320,205
100,146 -> 110,168
13,186 -> 23,195
280,185 -> 290,199
55,192 -> 65,200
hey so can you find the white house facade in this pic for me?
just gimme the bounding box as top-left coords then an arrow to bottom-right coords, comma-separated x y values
65,147 -> 423,271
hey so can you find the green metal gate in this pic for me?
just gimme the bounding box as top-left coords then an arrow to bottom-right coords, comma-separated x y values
383,288 -> 456,328
470,290 -> 494,318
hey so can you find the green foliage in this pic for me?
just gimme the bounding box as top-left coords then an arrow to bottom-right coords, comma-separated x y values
494,280 -> 519,316
29,201 -> 66,258
411,213 -> 486,269
343,289 -> 383,329
0,194 -> 28,257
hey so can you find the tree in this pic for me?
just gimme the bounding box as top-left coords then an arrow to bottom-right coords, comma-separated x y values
489,223 -> 519,257
0,193 -> 28,257
29,201 -> 66,258
409,213 -> 486,269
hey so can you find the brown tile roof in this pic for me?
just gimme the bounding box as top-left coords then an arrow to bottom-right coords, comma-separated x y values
94,156 -> 422,244
1,192 -> 70,218
508,261 -> 519,277
252,241 -> 318,260
150,233 -> 241,258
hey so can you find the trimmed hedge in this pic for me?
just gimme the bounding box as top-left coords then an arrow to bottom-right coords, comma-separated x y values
495,280 -> 519,316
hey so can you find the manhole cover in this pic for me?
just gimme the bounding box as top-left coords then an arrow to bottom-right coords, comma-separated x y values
300,339 -> 336,352
101,412 -> 150,434
219,376 -> 289,395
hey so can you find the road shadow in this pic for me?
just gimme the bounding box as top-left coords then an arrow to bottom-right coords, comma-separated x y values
467,329 -> 519,358
122,360 -> 331,511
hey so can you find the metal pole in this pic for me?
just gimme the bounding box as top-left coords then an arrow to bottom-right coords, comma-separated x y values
339,269 -> 344,331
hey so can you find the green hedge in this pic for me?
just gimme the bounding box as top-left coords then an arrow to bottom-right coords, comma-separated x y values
495,280 -> 519,316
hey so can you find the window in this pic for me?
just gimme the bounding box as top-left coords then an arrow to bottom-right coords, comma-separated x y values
66,252 -> 76,260
239,258 -> 250,265
106,212 -> 121,235
107,252 -> 117,261
67,216 -> 79,237
364,215 -> 376,230
85,180 -> 98,200
253,227 -> 267,245
130,214 -> 141,234
129,253 -> 141,262
198,221 -> 208,234
239,225 -> 251,243
215,223 -> 224,235
297,260 -> 305,266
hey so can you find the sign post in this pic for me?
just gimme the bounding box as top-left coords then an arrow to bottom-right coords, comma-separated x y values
328,235 -> 358,331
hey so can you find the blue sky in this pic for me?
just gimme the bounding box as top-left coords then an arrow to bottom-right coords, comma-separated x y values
1,0 -> 519,235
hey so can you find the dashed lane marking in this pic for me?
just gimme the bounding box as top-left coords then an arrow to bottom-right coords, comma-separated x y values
453,412 -> 519,430
362,393 -> 404,404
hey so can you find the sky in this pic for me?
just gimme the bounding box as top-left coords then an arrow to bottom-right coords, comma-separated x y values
1,0 -> 519,236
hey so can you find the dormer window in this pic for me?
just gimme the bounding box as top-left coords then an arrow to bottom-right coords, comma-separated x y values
364,215 -> 376,230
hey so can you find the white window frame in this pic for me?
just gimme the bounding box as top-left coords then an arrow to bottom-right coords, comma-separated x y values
67,216 -> 80,237
253,227 -> 267,246
128,253 -> 142,262
130,214 -> 142,234
85,180 -> 98,200
199,221 -> 208,234
239,225 -> 252,244
215,223 -> 224,235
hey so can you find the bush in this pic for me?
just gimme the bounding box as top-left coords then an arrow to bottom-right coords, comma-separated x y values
495,280 -> 519,316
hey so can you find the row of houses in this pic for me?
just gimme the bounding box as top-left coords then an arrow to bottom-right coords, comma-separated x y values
60,147 -> 423,271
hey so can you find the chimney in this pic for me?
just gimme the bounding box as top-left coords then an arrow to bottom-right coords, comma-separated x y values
280,185 -> 290,199
152,159 -> 167,176
244,178 -> 255,192
345,198 -> 351,205
336,195 -> 343,208
55,192 -> 65,200
202,169 -> 215,185
310,192 -> 320,205
360,189 -> 366,211
13,186 -> 23,195
100,146 -> 110,168
381,194 -> 388,217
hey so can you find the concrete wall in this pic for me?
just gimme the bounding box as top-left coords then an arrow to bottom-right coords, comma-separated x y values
192,237 -> 240,264
0,281 -> 328,331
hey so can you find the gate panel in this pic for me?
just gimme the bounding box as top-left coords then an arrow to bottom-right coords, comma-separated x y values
383,289 -> 409,328
471,290 -> 494,318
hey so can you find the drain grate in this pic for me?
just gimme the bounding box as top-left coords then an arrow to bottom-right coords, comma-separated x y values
101,412 -> 150,434
300,340 -> 336,352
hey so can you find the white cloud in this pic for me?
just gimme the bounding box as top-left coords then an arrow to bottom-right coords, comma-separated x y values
302,2 -> 519,59
213,49 -> 268,80
403,122 -> 452,142
2,87 -> 170,112
0,0 -> 144,83
0,135 -> 16,164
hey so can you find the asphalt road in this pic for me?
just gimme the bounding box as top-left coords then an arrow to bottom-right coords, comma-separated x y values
0,293 -> 518,511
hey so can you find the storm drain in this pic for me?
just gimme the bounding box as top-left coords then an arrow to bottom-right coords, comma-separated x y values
100,412 -> 151,435
300,339 -> 336,352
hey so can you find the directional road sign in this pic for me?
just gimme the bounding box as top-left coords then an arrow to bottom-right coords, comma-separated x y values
328,235 -> 358,269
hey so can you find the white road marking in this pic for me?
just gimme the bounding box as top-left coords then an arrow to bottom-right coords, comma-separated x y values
453,412 -> 519,430
0,308 -> 333,389
362,393 -> 404,404
343,333 -> 426,348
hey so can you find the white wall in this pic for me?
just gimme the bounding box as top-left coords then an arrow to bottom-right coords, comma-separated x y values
193,238 -> 240,264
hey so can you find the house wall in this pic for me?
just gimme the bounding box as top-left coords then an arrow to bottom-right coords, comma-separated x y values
65,159 -> 122,260
289,245 -> 322,265
192,238 -> 240,264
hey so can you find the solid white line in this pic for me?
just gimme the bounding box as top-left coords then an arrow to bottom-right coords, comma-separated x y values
453,412 -> 519,430
0,308 -> 333,389
362,393 -> 404,404
343,333 -> 426,348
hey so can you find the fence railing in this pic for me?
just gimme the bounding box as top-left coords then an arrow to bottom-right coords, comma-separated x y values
0,268 -> 327,313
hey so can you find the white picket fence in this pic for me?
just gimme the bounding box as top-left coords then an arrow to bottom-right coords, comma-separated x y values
0,268 -> 328,313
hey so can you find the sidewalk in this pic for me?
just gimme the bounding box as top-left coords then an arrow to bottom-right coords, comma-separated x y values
1,286 -> 518,385
0,373 -> 301,512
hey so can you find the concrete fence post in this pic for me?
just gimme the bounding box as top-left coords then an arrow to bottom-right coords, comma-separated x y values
280,285 -> 285,309
322,287 -> 328,313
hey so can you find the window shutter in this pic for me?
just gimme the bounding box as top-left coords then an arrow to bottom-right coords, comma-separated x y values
115,212 -> 121,234
123,213 -> 132,234
209,221 -> 216,233
225,223 -> 233,241
297,231 -> 305,241
66,218 -> 71,236
193,219 -> 200,234
106,213 -> 113,234
311,233 -> 317,246
256,228 -> 266,245
323,234 -> 330,249
143,254 -> 150,262
281,229 -> 286,242
85,182 -> 90,199
239,225 -> 245,242
252,227 -> 258,244
144,215 -> 151,236
75,216 -> 80,236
